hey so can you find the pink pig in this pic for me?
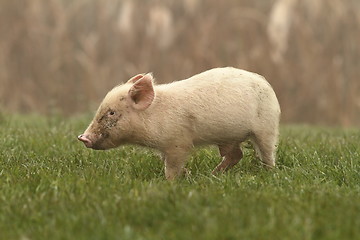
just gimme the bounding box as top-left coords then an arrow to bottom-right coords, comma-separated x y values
78,67 -> 281,180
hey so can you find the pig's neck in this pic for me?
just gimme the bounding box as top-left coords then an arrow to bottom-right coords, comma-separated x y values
126,110 -> 163,149
128,93 -> 176,150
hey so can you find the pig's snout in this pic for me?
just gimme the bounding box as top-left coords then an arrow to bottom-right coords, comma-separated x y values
78,134 -> 93,148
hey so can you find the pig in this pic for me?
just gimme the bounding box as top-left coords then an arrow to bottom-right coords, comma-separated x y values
78,67 -> 281,180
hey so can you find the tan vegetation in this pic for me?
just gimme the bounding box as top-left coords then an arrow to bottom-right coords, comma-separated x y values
0,0 -> 359,125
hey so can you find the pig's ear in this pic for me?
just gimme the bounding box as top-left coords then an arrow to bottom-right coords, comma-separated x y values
127,74 -> 155,110
127,74 -> 145,84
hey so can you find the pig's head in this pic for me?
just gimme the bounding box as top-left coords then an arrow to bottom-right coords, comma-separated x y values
78,73 -> 155,150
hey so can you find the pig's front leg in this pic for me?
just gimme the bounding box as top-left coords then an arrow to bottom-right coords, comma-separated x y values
163,145 -> 190,180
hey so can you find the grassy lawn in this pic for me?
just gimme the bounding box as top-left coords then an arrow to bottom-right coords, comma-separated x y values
0,114 -> 359,240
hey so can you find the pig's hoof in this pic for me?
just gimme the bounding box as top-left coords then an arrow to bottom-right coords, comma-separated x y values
211,167 -> 226,175
184,168 -> 191,177
261,162 -> 275,169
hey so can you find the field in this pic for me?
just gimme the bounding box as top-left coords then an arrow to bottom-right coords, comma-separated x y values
0,114 -> 359,240
1,0 -> 359,238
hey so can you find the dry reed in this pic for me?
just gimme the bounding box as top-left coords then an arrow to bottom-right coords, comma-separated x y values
0,0 -> 359,126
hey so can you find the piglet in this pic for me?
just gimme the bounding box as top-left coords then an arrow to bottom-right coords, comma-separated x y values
78,67 -> 281,180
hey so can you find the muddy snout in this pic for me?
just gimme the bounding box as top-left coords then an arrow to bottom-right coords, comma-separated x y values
77,134 -> 93,148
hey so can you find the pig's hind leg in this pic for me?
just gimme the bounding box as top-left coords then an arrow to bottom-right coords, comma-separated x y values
251,131 -> 277,168
212,143 -> 243,174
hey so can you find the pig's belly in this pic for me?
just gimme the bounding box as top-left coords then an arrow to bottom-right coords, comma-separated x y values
187,99 -> 255,145
191,120 -> 252,145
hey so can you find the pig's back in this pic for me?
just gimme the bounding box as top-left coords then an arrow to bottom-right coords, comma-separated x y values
166,67 -> 270,93
156,67 -> 279,144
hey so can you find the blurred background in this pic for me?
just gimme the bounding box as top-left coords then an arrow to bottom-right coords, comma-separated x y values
0,0 -> 359,126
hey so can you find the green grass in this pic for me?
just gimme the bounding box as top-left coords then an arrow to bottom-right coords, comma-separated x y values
0,114 -> 359,240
